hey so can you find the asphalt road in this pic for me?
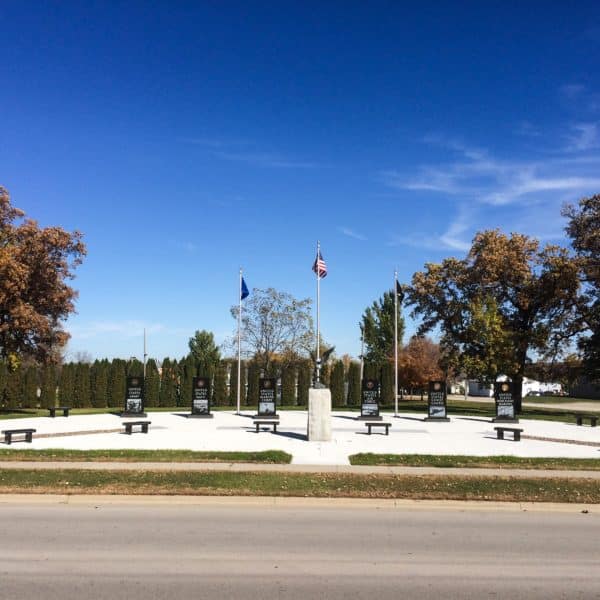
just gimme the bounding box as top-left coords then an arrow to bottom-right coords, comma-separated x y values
1,499 -> 599,599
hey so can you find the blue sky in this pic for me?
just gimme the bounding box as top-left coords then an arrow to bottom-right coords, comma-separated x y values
1,1 -> 599,361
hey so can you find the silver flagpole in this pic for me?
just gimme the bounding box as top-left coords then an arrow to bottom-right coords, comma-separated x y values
237,268 -> 242,415
143,328 -> 147,379
394,269 -> 399,417
316,240 -> 321,385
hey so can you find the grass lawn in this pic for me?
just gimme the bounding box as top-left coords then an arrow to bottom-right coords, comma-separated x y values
522,395 -> 599,405
0,449 -> 292,463
0,468 -> 598,502
349,453 -> 600,470
1,399 -> 597,425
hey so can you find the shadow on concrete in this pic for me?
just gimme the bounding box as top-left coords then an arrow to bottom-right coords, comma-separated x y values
458,417 -> 491,423
272,430 -> 307,442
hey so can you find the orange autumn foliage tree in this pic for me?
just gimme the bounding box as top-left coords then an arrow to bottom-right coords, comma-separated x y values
0,187 -> 86,366
398,336 -> 443,392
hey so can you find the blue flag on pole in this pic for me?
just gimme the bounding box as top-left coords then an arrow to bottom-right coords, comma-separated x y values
241,277 -> 249,300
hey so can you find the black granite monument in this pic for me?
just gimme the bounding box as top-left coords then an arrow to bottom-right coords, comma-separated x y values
122,375 -> 147,418
493,381 -> 519,423
257,377 -> 277,418
359,378 -> 382,420
190,376 -> 213,418
425,380 -> 450,421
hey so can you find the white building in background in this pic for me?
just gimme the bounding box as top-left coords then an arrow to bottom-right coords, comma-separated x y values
467,376 -> 562,397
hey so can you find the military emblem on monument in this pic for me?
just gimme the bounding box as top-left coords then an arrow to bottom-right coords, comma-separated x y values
123,376 -> 145,417
258,378 -> 277,417
360,379 -> 381,419
191,376 -> 212,418
494,381 -> 517,423
426,380 -> 448,421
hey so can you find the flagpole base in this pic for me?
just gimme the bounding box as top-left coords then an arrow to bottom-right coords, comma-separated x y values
307,387 -> 332,441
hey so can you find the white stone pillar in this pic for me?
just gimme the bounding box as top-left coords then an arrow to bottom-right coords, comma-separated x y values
307,387 -> 332,441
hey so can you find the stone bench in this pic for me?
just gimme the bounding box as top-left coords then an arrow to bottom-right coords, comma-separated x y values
2,428 -> 36,444
365,422 -> 391,435
494,426 -> 523,442
574,414 -> 598,427
48,406 -> 71,418
253,420 -> 279,433
123,421 -> 151,434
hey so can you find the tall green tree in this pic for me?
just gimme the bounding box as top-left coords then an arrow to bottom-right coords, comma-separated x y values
4,366 -> 22,409
408,229 -> 579,411
73,362 -> 91,408
380,361 -> 394,405
246,361 -> 260,407
281,363 -> 296,406
0,361 -> 7,406
361,289 -> 405,366
144,358 -> 160,408
21,365 -> 38,408
330,360 -> 345,407
213,361 -> 228,406
296,360 -> 311,406
108,359 -> 126,408
58,363 -> 75,407
563,195 -> 600,378
179,355 -> 197,407
39,364 -> 57,408
159,358 -> 179,407
347,361 -> 361,406
188,330 -> 221,366
90,359 -> 109,408
127,358 -> 144,377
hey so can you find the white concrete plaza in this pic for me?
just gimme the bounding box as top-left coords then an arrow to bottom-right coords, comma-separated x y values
1,410 -> 599,465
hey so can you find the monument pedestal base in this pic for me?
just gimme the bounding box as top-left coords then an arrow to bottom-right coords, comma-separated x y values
189,414 -> 214,418
492,417 -> 520,424
357,415 -> 382,421
308,387 -> 331,442
121,412 -> 147,419
424,417 -> 450,422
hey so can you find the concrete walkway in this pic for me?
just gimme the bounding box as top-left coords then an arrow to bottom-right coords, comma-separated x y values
2,410 -> 600,465
2,460 -> 600,479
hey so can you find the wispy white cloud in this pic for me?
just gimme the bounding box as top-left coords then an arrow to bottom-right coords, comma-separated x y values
179,136 -> 250,148
383,111 -> 600,254
180,136 -> 319,169
337,226 -> 367,241
560,83 -> 587,101
212,150 -> 319,169
382,135 -> 600,207
69,321 -> 187,341
566,122 -> 600,151
515,121 -> 542,137
387,203 -> 474,252
168,240 -> 198,253
559,83 -> 600,113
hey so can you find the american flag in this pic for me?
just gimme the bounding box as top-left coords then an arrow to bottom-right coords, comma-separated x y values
312,250 -> 328,278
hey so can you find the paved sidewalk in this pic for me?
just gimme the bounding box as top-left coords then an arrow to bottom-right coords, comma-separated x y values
2,460 -> 600,479
2,410 -> 600,464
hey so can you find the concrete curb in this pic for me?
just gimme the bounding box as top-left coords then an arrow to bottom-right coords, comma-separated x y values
0,493 -> 597,513
2,460 -> 600,478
